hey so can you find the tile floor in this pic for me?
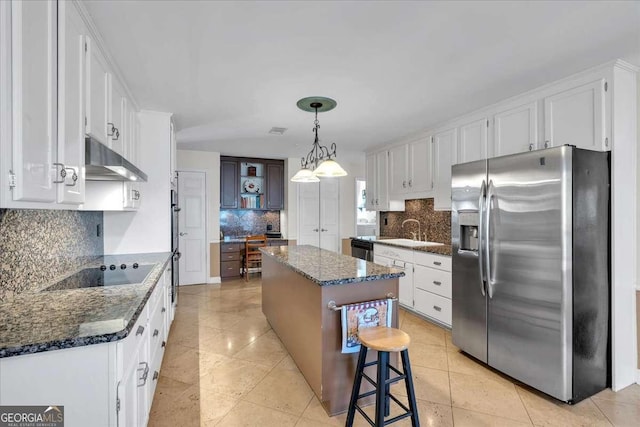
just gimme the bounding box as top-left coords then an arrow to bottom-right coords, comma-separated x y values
148,279 -> 640,426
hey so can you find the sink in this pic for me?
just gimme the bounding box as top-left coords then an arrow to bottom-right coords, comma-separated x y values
379,238 -> 444,248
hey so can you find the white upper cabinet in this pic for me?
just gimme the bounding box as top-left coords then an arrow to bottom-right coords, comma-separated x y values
365,152 -> 376,210
432,127 -> 457,210
85,35 -> 109,145
57,0 -> 86,205
458,117 -> 489,164
375,150 -> 391,210
109,77 -> 126,155
493,102 -> 538,157
544,79 -> 607,151
10,0 -> 57,203
389,138 -> 431,196
409,138 -> 432,193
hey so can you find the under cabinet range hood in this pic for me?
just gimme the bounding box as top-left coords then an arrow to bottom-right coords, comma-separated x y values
85,138 -> 148,182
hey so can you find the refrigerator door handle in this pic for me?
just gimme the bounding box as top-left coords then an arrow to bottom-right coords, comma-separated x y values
478,179 -> 487,296
485,180 -> 494,298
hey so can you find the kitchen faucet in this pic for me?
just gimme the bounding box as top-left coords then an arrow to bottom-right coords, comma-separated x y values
401,219 -> 421,241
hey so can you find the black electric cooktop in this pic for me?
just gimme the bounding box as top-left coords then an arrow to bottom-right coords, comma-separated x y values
44,263 -> 155,291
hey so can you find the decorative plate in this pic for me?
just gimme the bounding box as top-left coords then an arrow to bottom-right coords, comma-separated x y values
243,179 -> 261,193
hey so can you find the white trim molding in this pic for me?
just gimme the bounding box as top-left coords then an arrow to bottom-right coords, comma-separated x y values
207,276 -> 221,284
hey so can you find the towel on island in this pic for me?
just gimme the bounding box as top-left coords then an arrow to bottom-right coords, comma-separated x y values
341,298 -> 393,354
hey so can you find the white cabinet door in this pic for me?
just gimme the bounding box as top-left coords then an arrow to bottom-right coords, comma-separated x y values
375,150 -> 389,209
298,182 -> 321,247
365,153 -> 376,210
109,78 -> 126,155
432,128 -> 457,210
388,144 -> 408,196
494,102 -> 538,156
409,138 -> 431,192
544,79 -> 607,151
10,0 -> 57,202
85,36 -> 109,144
319,179 -> 340,253
395,261 -> 414,308
57,0 -> 85,205
458,118 -> 488,163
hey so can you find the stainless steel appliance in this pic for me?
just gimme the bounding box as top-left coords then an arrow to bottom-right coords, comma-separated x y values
351,238 -> 374,261
85,137 -> 148,182
170,175 -> 180,303
452,146 -> 610,403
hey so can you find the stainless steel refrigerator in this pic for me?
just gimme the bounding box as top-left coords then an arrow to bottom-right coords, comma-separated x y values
451,146 -> 610,403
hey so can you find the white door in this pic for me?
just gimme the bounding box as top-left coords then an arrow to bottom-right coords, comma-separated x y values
298,182 -> 321,247
319,179 -> 340,252
409,138 -> 431,192
365,153 -> 376,210
432,128 -> 457,210
544,79 -> 606,151
11,0 -> 57,202
458,118 -> 488,163
178,171 -> 207,285
85,35 -> 109,144
494,102 -> 538,156
57,0 -> 85,205
388,144 -> 408,196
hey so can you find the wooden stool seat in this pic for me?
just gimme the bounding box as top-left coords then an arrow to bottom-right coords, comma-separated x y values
358,326 -> 411,352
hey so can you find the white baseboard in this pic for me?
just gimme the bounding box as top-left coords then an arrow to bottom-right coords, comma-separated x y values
207,276 -> 221,284
637,369 -> 640,384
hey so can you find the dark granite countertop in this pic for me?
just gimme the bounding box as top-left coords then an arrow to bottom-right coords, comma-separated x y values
260,245 -> 404,286
0,252 -> 172,358
351,236 -> 453,257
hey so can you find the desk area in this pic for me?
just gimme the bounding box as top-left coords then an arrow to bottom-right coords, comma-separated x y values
260,245 -> 404,415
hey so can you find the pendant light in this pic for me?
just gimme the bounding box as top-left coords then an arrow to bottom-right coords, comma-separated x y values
291,97 -> 347,182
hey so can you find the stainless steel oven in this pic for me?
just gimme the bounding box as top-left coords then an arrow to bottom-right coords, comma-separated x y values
351,238 -> 374,261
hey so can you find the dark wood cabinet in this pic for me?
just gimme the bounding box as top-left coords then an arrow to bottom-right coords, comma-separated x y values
220,156 -> 284,211
220,240 -> 288,279
220,160 -> 239,209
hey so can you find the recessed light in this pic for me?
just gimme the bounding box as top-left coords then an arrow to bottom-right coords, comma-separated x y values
269,127 -> 287,135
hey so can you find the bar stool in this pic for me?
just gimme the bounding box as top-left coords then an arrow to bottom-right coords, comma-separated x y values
346,326 -> 420,427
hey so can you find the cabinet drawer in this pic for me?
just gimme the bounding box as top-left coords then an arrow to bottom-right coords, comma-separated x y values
221,251 -> 241,262
414,265 -> 452,298
414,251 -> 451,272
414,289 -> 451,326
120,305 -> 148,361
221,261 -> 241,277
221,243 -> 241,253
374,244 -> 413,262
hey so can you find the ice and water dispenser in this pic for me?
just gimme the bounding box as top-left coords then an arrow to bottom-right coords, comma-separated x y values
458,211 -> 479,251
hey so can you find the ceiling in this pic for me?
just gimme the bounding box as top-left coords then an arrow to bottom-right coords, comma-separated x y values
84,1 -> 640,159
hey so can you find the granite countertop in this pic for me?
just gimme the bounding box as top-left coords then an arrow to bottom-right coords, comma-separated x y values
0,252 -> 172,358
352,236 -> 453,256
260,245 -> 404,286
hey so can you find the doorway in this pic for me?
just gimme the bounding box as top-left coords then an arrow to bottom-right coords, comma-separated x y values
178,170 -> 208,285
297,179 -> 340,252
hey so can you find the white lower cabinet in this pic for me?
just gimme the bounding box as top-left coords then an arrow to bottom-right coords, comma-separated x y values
0,265 -> 173,427
374,245 -> 414,308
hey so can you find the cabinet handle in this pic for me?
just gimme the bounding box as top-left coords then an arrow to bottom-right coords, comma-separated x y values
53,163 -> 66,184
136,325 -> 145,336
312,228 -> 319,232
433,305 -> 442,312
107,123 -> 120,140
433,280 -> 442,286
137,362 -> 149,386
320,228 -> 328,232
402,180 -> 407,188
528,143 -> 534,151
161,341 -> 166,348
375,199 -> 379,205
161,307 -> 166,313
64,167 -> 78,186
544,140 -> 549,148
153,329 -> 159,337
153,371 -> 159,381
433,261 -> 442,266
408,179 -> 412,187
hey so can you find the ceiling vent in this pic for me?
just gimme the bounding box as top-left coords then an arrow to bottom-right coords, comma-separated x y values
269,127 -> 287,135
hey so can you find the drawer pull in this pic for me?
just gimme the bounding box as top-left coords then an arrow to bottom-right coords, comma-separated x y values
161,341 -> 166,348
153,329 -> 159,337
153,371 -> 159,381
136,325 -> 145,336
137,362 -> 149,386
433,305 -> 442,312
433,281 -> 442,286
433,261 -> 442,266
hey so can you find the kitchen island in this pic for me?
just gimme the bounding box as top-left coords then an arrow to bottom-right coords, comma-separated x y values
260,245 -> 404,416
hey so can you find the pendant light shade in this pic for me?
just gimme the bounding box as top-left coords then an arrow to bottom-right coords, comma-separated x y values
290,96 -> 348,182
313,159 -> 348,177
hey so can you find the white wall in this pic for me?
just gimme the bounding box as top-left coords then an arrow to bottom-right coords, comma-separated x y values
176,150 -> 220,243
104,111 -> 173,254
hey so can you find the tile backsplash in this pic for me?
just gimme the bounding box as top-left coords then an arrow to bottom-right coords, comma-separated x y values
0,209 -> 103,301
220,209 -> 281,238
380,198 -> 451,244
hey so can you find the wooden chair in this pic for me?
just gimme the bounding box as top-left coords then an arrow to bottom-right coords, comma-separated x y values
243,235 -> 267,281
